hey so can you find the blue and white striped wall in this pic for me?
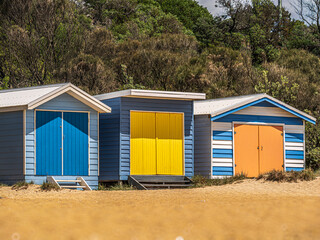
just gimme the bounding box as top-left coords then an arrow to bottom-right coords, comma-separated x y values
211,103 -> 305,177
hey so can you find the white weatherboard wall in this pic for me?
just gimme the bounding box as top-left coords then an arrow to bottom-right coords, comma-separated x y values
210,104 -> 305,178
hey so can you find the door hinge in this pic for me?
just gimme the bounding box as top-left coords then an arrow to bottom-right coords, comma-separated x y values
281,133 -> 283,136
234,131 -> 236,134
257,146 -> 259,150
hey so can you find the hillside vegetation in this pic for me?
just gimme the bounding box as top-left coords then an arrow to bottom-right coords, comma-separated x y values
0,0 -> 320,169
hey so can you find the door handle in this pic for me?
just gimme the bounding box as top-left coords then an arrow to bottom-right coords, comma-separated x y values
261,146 -> 263,151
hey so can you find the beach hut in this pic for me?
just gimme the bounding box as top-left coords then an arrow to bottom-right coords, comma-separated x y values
95,89 -> 205,188
194,93 -> 316,178
0,83 -> 110,190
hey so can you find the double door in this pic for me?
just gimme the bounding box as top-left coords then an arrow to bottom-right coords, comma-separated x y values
130,111 -> 184,175
36,111 -> 89,176
234,124 -> 284,177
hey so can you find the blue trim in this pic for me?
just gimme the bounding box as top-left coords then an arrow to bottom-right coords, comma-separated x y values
212,130 -> 233,140
286,150 -> 304,159
213,114 -> 303,125
212,149 -> 233,154
286,167 -> 304,172
213,153 -> 233,158
285,133 -> 304,143
211,98 -> 315,124
212,167 -> 233,176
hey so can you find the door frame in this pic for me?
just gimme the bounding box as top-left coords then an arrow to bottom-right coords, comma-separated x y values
129,110 -> 185,175
34,109 -> 90,176
232,121 -> 285,176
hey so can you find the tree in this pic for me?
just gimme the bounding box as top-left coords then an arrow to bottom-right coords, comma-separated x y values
293,0 -> 320,34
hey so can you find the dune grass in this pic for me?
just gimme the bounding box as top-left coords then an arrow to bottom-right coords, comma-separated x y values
257,169 -> 316,182
11,181 -> 34,190
40,182 -> 60,191
192,173 -> 247,188
98,182 -> 136,191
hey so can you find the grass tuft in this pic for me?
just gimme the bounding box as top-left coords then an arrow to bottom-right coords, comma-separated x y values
257,169 -> 316,182
11,181 -> 33,190
40,182 -> 60,191
98,182 -> 136,191
192,173 -> 247,188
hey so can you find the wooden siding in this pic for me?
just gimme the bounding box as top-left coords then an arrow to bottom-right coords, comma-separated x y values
194,115 -> 211,177
0,111 -> 24,184
119,97 -> 194,180
99,98 -> 121,181
25,93 -> 99,189
210,103 -> 305,177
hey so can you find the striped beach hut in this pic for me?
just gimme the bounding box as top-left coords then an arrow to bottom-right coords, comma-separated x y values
194,93 -> 316,178
0,83 -> 110,190
95,89 -> 205,185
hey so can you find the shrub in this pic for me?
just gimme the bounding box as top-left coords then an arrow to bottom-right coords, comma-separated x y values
98,182 -> 136,191
40,182 -> 60,191
192,173 -> 247,188
257,169 -> 316,182
11,181 -> 33,190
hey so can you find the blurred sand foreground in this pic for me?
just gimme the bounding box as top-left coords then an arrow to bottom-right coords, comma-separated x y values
0,178 -> 319,240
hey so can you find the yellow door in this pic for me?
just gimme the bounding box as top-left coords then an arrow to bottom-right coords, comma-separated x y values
234,124 -> 259,177
130,112 -> 156,175
156,113 -> 184,175
130,111 -> 184,175
259,126 -> 284,174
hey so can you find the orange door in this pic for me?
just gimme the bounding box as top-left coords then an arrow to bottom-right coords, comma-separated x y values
259,126 -> 284,174
234,124 -> 259,177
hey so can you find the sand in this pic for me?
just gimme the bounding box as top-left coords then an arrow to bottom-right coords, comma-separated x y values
0,178 -> 320,240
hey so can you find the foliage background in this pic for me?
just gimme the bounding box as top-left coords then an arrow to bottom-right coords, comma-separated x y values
0,0 -> 319,170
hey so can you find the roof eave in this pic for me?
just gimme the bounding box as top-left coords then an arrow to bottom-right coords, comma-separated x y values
28,84 -> 111,113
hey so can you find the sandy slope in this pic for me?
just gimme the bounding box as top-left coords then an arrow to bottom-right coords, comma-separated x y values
0,178 -> 319,240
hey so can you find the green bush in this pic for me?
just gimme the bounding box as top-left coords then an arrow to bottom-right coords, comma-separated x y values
40,182 -> 60,191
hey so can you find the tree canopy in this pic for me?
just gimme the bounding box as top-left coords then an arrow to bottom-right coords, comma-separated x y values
1,0 -> 320,169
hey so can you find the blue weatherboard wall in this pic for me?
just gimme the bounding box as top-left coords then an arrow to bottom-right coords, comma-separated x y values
99,98 -> 121,181
25,93 -> 99,189
194,99 -> 309,179
0,111 -> 24,184
99,97 -> 194,181
210,100 -> 306,176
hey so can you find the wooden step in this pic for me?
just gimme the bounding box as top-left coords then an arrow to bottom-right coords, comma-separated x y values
60,185 -> 86,189
143,184 -> 191,189
56,180 -> 81,183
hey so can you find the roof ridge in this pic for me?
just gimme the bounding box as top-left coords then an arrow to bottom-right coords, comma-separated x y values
0,83 -> 69,94
196,93 -> 266,102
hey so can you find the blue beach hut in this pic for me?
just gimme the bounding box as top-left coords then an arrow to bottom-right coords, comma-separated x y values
194,93 -> 316,178
0,83 -> 110,190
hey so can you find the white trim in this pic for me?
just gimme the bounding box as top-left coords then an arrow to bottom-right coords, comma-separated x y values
28,84 -> 111,113
95,89 -> 206,101
212,158 -> 233,163
35,109 -> 90,113
194,93 -> 316,123
283,124 -> 286,171
23,110 -> 26,175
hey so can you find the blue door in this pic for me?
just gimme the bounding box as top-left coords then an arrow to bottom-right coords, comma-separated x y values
36,111 -> 62,175
63,112 -> 89,175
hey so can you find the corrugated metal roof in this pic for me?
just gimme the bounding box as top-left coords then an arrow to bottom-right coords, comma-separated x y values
194,93 -> 316,124
0,84 -> 64,108
95,89 -> 206,100
0,83 -> 111,113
